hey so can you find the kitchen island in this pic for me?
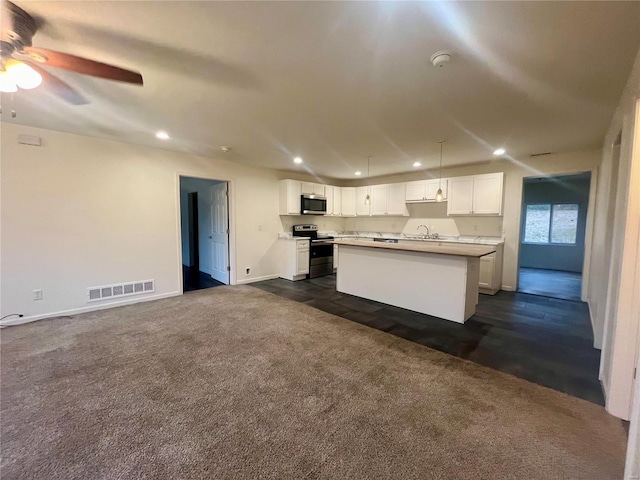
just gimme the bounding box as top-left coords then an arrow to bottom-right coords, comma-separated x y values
332,239 -> 496,323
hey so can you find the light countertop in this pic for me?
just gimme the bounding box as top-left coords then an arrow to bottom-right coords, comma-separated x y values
332,239 -> 496,257
279,232 -> 504,245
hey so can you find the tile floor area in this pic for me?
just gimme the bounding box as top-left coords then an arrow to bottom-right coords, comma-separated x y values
518,267 -> 582,302
254,274 -> 604,405
182,266 -> 224,292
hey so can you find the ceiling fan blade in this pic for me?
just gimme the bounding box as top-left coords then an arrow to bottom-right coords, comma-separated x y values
23,46 -> 143,85
22,60 -> 88,105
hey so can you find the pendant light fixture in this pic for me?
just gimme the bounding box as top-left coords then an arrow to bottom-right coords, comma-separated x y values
435,141 -> 445,202
364,156 -> 371,205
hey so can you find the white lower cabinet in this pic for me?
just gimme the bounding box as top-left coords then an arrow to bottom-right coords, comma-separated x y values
478,243 -> 504,295
279,238 -> 310,281
333,244 -> 338,271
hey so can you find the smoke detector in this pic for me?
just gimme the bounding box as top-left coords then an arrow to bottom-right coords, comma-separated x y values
220,146 -> 231,153
430,51 -> 452,68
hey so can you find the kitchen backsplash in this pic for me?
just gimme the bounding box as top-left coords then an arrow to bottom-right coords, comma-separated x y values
343,203 -> 504,237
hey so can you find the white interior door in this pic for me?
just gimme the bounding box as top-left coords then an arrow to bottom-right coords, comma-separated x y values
210,183 -> 229,284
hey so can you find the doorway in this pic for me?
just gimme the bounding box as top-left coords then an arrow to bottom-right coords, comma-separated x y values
517,172 -> 591,301
179,176 -> 230,292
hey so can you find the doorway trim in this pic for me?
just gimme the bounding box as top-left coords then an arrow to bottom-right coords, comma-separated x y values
175,173 -> 235,293
514,169 -> 597,297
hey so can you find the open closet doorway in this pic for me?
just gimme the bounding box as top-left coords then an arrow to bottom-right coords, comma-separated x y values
517,172 -> 591,302
179,176 -> 230,292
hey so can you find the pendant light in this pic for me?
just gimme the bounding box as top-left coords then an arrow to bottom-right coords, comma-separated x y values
364,156 -> 371,205
435,141 -> 445,202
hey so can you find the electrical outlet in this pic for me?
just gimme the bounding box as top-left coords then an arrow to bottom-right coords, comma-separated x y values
258,224 -> 262,231
33,289 -> 43,301
245,268 -> 251,275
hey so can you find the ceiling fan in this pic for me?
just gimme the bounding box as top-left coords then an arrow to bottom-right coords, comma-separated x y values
0,0 -> 143,105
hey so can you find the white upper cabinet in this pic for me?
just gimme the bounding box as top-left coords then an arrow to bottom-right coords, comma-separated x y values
405,179 -> 447,202
325,185 -> 334,215
301,182 -> 325,196
356,186 -> 371,216
279,179 -> 302,215
425,179 -> 447,201
341,187 -> 357,216
447,176 -> 475,215
371,184 -> 408,216
472,173 -> 504,214
447,173 -> 503,216
332,187 -> 342,216
387,183 -> 408,215
370,185 -> 388,216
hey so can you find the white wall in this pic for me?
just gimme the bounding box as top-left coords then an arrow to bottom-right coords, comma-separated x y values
591,46 -> 640,422
0,123 -> 294,320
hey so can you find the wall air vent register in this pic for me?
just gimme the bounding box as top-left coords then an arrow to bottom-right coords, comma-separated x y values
87,279 -> 154,302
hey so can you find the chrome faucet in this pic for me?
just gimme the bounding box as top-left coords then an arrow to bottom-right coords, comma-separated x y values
417,224 -> 430,239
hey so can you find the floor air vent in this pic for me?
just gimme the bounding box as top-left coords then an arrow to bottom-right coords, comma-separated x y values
87,279 -> 155,302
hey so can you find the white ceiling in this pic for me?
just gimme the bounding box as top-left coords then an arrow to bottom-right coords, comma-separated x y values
2,1 -> 639,179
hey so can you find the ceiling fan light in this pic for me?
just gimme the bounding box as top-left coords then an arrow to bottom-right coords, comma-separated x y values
0,70 -> 18,93
6,60 -> 42,90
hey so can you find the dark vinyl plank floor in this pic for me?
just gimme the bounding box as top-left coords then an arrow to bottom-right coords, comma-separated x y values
518,267 -> 582,302
253,274 -> 604,405
183,266 -> 225,292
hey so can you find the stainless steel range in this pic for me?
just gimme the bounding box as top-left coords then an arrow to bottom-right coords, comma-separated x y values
292,224 -> 334,278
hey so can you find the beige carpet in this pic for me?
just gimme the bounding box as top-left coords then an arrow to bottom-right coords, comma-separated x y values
1,286 -> 628,479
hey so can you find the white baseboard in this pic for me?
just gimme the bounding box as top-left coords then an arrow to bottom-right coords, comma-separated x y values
501,285 -> 515,291
0,291 -> 182,327
587,300 -> 602,349
235,274 -> 279,285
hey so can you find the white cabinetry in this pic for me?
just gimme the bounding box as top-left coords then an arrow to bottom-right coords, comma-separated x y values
371,184 -> 408,216
332,187 -> 342,216
478,243 -> 504,295
279,238 -> 309,281
405,179 -> 448,202
472,173 -> 503,215
371,185 -> 388,216
447,173 -> 503,216
301,182 -> 325,196
325,185 -> 334,215
388,183 -> 408,215
279,179 -> 301,215
356,186 -> 370,216
341,187 -> 356,216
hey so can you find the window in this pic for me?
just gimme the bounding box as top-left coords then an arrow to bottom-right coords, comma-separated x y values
524,203 -> 578,244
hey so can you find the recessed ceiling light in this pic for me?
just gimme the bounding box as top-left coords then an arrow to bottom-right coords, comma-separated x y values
293,157 -> 303,164
413,161 -> 421,167
355,171 -> 362,176
493,148 -> 506,156
156,131 -> 170,140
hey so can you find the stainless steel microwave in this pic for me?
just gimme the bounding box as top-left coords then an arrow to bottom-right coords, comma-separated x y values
301,195 -> 327,215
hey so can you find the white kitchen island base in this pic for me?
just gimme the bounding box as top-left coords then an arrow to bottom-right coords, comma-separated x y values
336,244 -> 482,323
